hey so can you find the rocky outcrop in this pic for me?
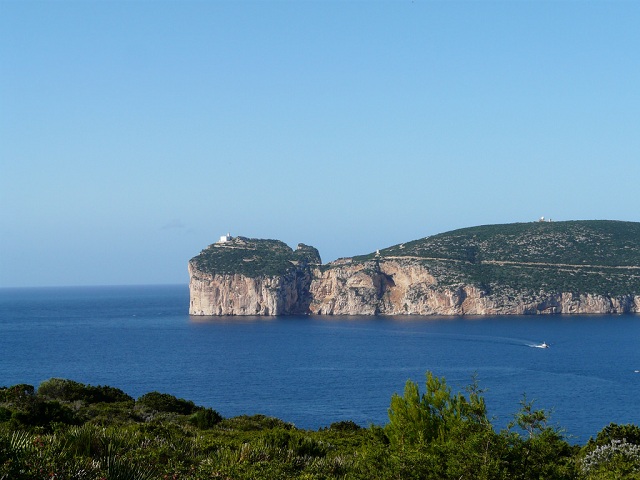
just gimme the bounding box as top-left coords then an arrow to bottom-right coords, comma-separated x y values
190,255 -> 640,316
188,238 -> 317,315
305,259 -> 640,315
189,222 -> 640,316
188,263 -> 314,315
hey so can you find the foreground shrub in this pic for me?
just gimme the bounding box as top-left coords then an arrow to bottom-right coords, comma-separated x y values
328,420 -> 362,432
11,399 -> 79,431
0,407 -> 11,422
38,378 -> 133,404
218,414 -> 294,432
580,439 -> 640,479
136,391 -> 198,415
189,407 -> 223,429
593,423 -> 640,446
579,423 -> 640,479
0,375 -> 637,479
0,384 -> 35,405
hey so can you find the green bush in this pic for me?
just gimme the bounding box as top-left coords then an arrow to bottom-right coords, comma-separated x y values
0,406 -> 12,422
136,391 -> 198,415
593,423 -> 640,446
0,384 -> 35,404
11,399 -> 78,430
189,407 -> 223,429
217,414 -> 294,432
328,420 -> 362,431
38,378 -> 133,404
0,376 -> 636,479
83,400 -> 137,426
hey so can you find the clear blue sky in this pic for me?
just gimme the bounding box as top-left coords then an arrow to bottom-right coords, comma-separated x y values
1,1 -> 639,288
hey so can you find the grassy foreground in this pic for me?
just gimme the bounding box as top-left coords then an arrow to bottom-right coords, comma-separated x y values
1,374 -> 639,479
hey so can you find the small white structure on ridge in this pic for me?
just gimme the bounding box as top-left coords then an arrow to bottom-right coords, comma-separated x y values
218,232 -> 232,243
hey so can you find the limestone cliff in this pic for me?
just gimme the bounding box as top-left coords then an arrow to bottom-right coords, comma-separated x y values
188,264 -> 314,315
188,237 -> 319,315
307,259 -> 640,315
189,221 -> 640,316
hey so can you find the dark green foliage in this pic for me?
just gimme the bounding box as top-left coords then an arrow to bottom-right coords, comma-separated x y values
2,382 -> 81,431
505,396 -> 579,479
383,372 -> 510,479
327,420 -> 362,431
136,391 -> 198,415
592,423 -> 640,446
189,407 -> 223,429
0,383 -> 35,404
83,400 -> 138,425
0,407 -> 11,422
0,375 -> 636,479
386,372 -> 491,448
294,243 -> 322,265
38,377 -> 133,403
354,220 -> 640,296
384,220 -> 640,267
218,414 -> 294,431
11,398 -> 79,431
191,236 -> 321,278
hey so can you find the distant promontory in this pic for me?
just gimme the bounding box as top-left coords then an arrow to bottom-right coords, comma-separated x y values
188,221 -> 640,316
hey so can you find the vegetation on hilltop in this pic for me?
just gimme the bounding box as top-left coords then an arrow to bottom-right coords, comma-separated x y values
2,376 -> 639,479
191,237 -> 321,278
190,221 -> 640,299
376,221 -> 640,266
353,220 -> 640,296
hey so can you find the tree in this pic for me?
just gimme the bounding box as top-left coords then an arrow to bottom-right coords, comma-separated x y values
385,372 -> 506,480
505,395 -> 578,479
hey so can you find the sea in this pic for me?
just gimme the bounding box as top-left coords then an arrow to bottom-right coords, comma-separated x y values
1,284 -> 638,444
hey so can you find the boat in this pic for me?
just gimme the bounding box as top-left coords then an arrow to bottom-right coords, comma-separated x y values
540,342 -> 549,349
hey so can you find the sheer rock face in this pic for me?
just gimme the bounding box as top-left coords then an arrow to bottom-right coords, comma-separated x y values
188,238 -> 319,315
188,262 -> 313,315
190,257 -> 640,316
306,260 -> 640,315
189,222 -> 640,316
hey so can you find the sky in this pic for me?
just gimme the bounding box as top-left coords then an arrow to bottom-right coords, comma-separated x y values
1,1 -> 639,288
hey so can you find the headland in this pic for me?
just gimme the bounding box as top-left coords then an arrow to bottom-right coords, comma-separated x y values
189,220 -> 640,315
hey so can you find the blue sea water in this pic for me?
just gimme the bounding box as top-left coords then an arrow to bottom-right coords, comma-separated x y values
1,284 -> 638,444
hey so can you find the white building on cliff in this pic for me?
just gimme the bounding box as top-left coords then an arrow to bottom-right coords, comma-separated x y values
218,233 -> 232,243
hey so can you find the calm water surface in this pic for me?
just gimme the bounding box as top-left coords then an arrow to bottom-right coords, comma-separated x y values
1,285 -> 638,443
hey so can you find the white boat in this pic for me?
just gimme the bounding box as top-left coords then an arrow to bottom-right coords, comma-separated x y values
540,342 -> 549,349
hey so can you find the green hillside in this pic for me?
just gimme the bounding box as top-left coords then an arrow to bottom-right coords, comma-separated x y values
191,237 -> 321,278
357,220 -> 640,296
191,222 -> 640,297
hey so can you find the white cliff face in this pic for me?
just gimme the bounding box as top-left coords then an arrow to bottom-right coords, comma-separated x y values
529,292 -> 640,315
188,262 -> 313,315
308,261 -> 382,315
308,260 -> 487,315
190,259 -> 640,316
